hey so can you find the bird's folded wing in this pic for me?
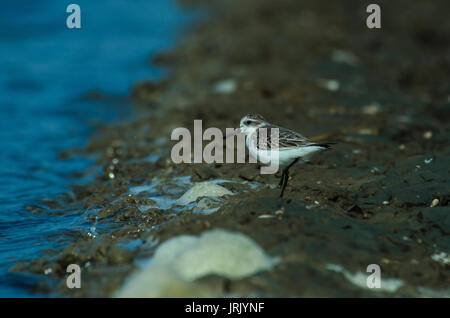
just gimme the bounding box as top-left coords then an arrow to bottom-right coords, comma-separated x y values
253,126 -> 312,150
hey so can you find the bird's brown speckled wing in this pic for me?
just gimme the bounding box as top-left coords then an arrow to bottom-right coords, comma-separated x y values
251,125 -> 313,150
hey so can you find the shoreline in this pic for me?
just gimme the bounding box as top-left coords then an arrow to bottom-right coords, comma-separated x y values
16,0 -> 450,297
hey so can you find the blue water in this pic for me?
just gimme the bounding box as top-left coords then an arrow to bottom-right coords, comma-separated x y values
0,0 -> 193,297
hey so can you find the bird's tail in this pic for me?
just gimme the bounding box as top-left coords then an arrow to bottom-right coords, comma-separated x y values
309,142 -> 336,149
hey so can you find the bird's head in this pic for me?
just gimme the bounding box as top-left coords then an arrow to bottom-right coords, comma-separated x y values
224,113 -> 268,139
239,114 -> 267,135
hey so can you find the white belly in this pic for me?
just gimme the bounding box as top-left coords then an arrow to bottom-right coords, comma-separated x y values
246,136 -> 324,168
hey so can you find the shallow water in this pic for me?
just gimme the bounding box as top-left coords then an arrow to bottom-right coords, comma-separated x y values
0,0 -> 191,297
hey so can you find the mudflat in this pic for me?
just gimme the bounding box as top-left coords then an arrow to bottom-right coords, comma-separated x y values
15,0 -> 450,297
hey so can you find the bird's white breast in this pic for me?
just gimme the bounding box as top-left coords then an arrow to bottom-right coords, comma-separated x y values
246,133 -> 324,168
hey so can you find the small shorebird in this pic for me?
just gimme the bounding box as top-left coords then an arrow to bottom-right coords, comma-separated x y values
225,114 -> 334,198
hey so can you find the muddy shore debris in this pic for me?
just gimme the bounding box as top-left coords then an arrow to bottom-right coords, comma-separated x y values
13,0 -> 450,297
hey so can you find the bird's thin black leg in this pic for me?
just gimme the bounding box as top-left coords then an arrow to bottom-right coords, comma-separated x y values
279,169 -> 289,198
278,170 -> 286,187
279,158 -> 299,198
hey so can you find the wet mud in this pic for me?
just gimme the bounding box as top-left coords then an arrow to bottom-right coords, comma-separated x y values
13,0 -> 450,297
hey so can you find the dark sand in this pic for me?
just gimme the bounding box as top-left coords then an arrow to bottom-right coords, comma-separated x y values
14,0 -> 449,297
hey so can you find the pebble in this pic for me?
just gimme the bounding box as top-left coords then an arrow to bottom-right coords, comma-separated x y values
358,128 -> 378,135
212,79 -> 237,94
258,214 -> 275,219
274,207 -> 284,215
431,252 -> 450,265
430,199 -> 439,207
423,131 -> 433,139
319,79 -> 340,92
362,102 -> 381,115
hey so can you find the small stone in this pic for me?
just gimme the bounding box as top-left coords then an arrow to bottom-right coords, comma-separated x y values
358,128 -> 378,135
430,198 -> 439,207
382,201 -> 389,205
431,252 -> 450,265
258,214 -> 275,219
115,230 -> 278,297
274,207 -> 285,215
319,79 -> 340,92
362,102 -> 381,115
371,166 -> 381,174
423,131 -> 433,139
212,79 -> 237,94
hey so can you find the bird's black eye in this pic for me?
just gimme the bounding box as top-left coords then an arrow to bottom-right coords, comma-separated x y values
245,120 -> 251,125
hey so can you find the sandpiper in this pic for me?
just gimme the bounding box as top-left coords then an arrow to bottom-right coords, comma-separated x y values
225,114 -> 334,198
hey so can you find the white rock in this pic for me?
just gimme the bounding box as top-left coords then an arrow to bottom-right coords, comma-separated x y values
212,79 -> 237,94
177,182 -> 233,205
157,230 -> 277,281
423,131 -> 433,139
318,79 -> 340,92
430,198 -> 439,207
362,102 -> 381,115
431,252 -> 450,265
116,229 -> 278,297
258,214 -> 275,219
